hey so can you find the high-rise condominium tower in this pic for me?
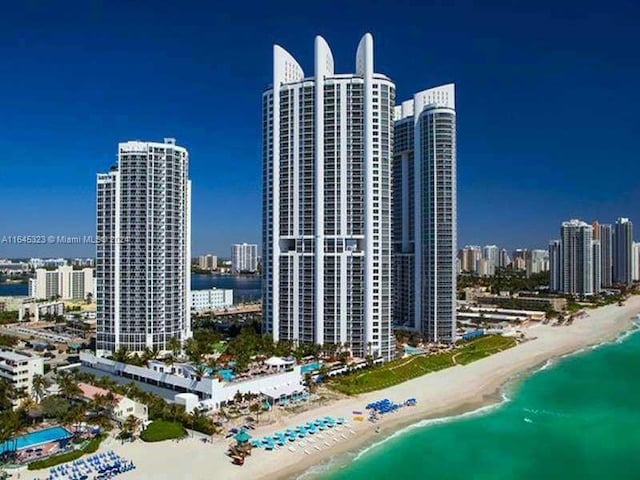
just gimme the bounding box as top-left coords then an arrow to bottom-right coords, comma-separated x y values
232,243 -> 258,273
599,223 -> 613,287
613,217 -> 633,286
96,138 -> 191,354
393,84 -> 457,342
558,219 -> 593,296
549,240 -> 562,291
262,34 -> 395,360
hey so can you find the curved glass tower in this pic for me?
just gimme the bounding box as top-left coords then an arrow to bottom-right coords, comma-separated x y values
393,85 -> 457,343
262,34 -> 395,360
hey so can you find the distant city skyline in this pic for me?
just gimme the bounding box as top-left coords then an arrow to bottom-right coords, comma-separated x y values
1,2 -> 639,257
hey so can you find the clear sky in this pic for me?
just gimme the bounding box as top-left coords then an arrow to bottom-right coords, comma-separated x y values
0,0 -> 638,258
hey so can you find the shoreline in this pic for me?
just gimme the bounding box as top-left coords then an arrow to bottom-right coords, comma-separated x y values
15,296 -> 640,480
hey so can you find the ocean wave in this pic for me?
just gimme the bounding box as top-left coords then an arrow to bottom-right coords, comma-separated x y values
295,454 -> 344,480
537,359 -> 554,372
352,396 -> 511,462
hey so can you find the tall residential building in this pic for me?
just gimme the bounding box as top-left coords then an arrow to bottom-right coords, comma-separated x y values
549,240 -> 562,291
262,34 -> 395,359
231,243 -> 258,273
394,84 -> 457,343
498,248 -> 510,269
482,245 -> 499,276
599,223 -> 613,287
592,240 -> 602,294
198,254 -> 218,270
558,219 -> 593,296
525,249 -> 548,277
29,266 -> 94,301
592,221 -> 600,241
459,246 -> 481,273
632,242 -> 640,282
613,217 -> 633,286
96,138 -> 191,354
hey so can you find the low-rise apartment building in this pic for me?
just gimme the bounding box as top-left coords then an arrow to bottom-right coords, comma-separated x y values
0,349 -> 44,397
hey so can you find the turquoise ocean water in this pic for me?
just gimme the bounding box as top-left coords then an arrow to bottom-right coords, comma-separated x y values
318,327 -> 640,480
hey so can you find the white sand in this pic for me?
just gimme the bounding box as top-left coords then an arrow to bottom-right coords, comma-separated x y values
16,296 -> 640,480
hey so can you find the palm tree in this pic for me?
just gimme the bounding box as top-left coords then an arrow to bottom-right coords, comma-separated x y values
64,404 -> 87,434
121,415 -> 142,439
112,347 -> 130,363
57,372 -> 81,400
167,336 -> 182,359
31,374 -> 49,403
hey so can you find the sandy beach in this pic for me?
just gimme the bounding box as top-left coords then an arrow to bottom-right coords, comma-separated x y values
18,296 -> 640,480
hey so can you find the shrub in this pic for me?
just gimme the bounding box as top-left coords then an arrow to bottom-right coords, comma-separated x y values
140,420 -> 186,442
28,435 -> 106,470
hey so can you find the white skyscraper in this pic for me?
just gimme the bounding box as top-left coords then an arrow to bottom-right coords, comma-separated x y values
482,245 -> 499,276
558,219 -> 593,296
613,217 -> 633,286
96,138 -> 191,354
231,243 -> 258,273
262,34 -> 395,359
394,84 -> 457,343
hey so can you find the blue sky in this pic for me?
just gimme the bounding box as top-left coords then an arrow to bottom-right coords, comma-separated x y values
0,0 -> 638,257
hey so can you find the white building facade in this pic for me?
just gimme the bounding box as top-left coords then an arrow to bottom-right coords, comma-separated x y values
29,266 -> 94,301
96,138 -> 192,354
231,243 -> 258,273
262,34 -> 395,360
394,84 -> 457,343
190,288 -> 234,312
0,349 -> 44,397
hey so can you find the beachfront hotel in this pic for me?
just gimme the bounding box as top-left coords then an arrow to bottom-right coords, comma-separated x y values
96,138 -> 192,355
393,85 -> 457,343
262,34 -> 395,360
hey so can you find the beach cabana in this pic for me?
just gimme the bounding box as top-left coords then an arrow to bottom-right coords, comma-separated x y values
234,431 -> 252,444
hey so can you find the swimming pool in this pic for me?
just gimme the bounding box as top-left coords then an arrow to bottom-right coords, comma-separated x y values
404,346 -> 424,355
218,369 -> 235,381
0,426 -> 72,454
300,361 -> 321,374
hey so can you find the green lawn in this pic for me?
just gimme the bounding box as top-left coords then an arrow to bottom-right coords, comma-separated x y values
330,335 -> 517,395
140,420 -> 186,442
28,435 -> 106,470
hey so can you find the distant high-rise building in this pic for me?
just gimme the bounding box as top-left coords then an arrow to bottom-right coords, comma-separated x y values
460,246 -> 481,273
526,249 -> 548,277
262,34 -> 395,359
592,240 -> 601,294
29,266 -> 94,301
482,245 -> 499,276
632,242 -> 640,282
96,138 -> 191,354
393,84 -> 457,343
613,217 -> 633,286
599,224 -> 613,287
498,248 -> 510,269
198,254 -> 218,270
231,244 -> 258,273
549,240 -> 562,291
557,219 -> 593,296
592,221 -> 600,241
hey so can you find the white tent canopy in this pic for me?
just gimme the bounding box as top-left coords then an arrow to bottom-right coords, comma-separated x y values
264,356 -> 293,367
